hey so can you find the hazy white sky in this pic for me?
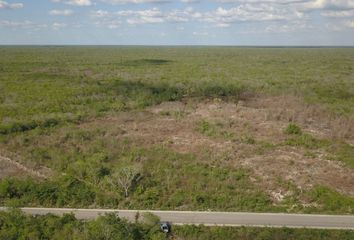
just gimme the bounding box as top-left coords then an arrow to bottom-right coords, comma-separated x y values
0,0 -> 354,45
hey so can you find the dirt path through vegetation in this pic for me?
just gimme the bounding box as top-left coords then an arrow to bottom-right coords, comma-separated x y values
0,153 -> 48,179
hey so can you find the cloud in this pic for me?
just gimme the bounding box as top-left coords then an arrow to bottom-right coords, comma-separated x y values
0,1 -> 23,9
0,20 -> 70,35
344,20 -> 354,28
92,7 -> 201,26
109,8 -> 166,24
49,9 -> 74,16
0,20 -> 47,30
193,31 -> 208,35
90,1 -> 354,33
0,20 -> 32,28
322,9 -> 354,17
93,18 -> 122,28
91,10 -> 122,28
52,0 -> 92,6
215,0 -> 307,3
265,20 -> 313,33
203,4 -> 304,27
101,0 -> 171,4
91,10 -> 109,17
301,0 -> 354,10
214,0 -> 354,12
92,3 -> 308,29
52,22 -> 67,30
181,0 -> 200,3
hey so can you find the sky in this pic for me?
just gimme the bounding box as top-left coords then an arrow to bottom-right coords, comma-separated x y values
0,0 -> 354,45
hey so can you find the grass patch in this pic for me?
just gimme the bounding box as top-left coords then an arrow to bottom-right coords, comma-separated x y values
284,132 -> 354,168
328,143 -> 354,168
303,186 -> 354,214
285,123 -> 302,135
195,120 -> 235,140
195,120 -> 216,137
285,134 -> 330,149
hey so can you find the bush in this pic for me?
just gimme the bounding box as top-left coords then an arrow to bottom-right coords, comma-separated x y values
0,118 -> 61,135
0,176 -> 96,207
0,210 -> 166,240
195,120 -> 215,136
285,123 -> 302,135
0,121 -> 38,135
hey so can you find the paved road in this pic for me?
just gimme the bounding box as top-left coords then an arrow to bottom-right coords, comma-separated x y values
1,207 -> 354,229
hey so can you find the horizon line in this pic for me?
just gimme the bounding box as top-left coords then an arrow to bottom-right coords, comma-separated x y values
1,44 -> 354,48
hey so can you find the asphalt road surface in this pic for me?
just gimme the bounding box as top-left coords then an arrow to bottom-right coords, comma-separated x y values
1,207 -> 354,229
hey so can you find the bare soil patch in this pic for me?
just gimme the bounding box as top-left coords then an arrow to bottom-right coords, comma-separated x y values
0,152 -> 51,179
246,95 -> 354,142
81,95 -> 354,202
0,157 -> 27,179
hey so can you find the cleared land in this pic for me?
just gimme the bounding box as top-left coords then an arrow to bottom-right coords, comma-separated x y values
0,47 -> 353,216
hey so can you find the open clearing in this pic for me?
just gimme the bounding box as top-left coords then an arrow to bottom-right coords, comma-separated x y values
80,95 -> 354,199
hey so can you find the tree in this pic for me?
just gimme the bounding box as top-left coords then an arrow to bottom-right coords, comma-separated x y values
109,166 -> 141,198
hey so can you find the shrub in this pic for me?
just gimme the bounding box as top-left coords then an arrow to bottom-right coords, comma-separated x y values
0,121 -> 38,135
196,120 -> 214,136
0,176 -> 96,207
0,118 -> 60,135
285,123 -> 302,135
0,210 -> 165,240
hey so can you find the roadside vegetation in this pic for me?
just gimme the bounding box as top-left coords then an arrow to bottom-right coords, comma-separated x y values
1,209 -> 353,240
0,146 -> 274,211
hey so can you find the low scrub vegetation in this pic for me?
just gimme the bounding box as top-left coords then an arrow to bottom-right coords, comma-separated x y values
0,47 -> 353,223
1,47 -> 353,136
195,120 -> 235,140
285,123 -> 302,135
1,147 -> 354,214
0,147 -> 275,211
174,225 -> 354,240
0,209 -> 166,240
0,176 -> 96,207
